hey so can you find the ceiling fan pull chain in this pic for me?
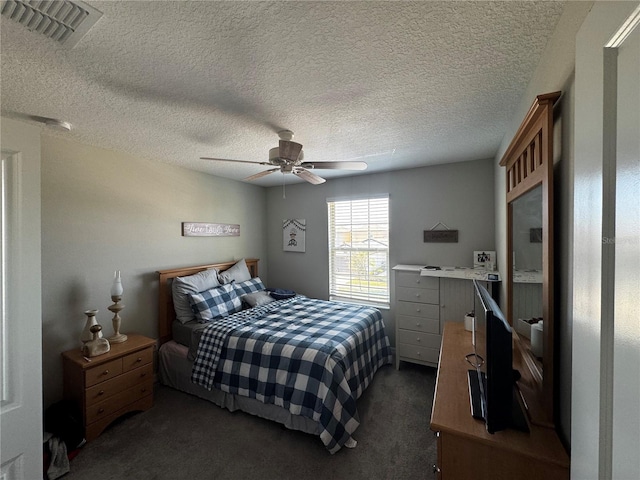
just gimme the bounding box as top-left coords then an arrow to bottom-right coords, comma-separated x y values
282,172 -> 286,199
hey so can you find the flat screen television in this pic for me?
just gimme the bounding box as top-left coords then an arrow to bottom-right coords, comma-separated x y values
468,280 -> 527,434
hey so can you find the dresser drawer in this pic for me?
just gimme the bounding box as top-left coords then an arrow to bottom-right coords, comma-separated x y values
397,286 -> 439,304
397,315 -> 439,334
85,363 -> 153,406
397,342 -> 440,364
85,358 -> 123,387
86,379 -> 153,424
397,330 -> 442,349
396,272 -> 439,289
122,346 -> 153,373
397,301 -> 439,320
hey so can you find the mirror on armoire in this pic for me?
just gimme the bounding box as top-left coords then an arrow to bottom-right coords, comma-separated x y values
501,92 -> 560,428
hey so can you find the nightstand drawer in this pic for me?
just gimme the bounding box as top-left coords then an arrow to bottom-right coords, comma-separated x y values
397,301 -> 439,320
397,342 -> 440,364
86,379 -> 153,424
397,315 -> 439,334
85,358 -> 123,387
396,272 -> 439,289
85,363 -> 153,405
122,347 -> 153,372
397,286 -> 439,304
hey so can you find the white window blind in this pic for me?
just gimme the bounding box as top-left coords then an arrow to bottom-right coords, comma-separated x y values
327,196 -> 389,306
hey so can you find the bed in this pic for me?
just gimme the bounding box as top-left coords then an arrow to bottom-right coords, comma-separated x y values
157,259 -> 393,453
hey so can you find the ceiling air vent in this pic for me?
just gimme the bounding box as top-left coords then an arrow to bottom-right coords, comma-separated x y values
1,0 -> 102,48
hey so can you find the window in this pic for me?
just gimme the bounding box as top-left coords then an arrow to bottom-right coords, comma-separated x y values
327,195 -> 389,307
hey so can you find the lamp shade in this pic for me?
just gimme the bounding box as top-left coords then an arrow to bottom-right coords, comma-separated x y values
110,270 -> 123,296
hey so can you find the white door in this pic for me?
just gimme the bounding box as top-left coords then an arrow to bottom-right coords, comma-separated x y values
0,118 -> 43,479
573,3 -> 640,479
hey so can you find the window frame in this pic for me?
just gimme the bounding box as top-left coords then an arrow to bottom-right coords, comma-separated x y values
327,194 -> 390,308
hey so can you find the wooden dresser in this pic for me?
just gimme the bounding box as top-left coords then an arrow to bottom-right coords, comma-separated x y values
62,334 -> 155,441
394,265 -> 441,368
431,323 -> 569,479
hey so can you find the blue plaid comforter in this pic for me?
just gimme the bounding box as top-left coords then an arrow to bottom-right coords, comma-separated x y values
191,296 -> 393,453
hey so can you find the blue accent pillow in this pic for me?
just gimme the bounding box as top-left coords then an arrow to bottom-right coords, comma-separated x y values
266,288 -> 296,300
233,277 -> 265,296
189,283 -> 242,322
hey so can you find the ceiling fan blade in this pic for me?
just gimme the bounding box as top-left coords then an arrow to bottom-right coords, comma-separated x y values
244,168 -> 279,181
279,140 -> 303,163
294,168 -> 326,185
301,161 -> 368,170
200,157 -> 270,166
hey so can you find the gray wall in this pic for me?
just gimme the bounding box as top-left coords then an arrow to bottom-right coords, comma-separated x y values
493,1 -> 593,447
41,136 -> 268,407
265,159 -> 496,345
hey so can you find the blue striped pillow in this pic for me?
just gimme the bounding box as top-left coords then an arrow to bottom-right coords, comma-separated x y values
189,283 -> 242,322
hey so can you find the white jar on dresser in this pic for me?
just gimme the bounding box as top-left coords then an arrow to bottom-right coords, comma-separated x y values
393,265 -> 442,369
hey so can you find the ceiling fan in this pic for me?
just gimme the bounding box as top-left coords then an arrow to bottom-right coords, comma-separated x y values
200,130 -> 367,184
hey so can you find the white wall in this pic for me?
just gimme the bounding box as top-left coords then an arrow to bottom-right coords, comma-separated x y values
41,135 -> 268,407
266,159 -> 496,345
493,1 -> 593,447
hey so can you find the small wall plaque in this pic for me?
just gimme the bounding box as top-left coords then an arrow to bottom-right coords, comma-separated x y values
424,221 -> 458,243
182,222 -> 240,237
423,230 -> 458,243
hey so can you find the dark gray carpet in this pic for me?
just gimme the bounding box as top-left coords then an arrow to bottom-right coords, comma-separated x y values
64,363 -> 437,480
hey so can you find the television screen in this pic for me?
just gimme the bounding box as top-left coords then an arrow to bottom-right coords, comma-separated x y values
470,280 -> 528,433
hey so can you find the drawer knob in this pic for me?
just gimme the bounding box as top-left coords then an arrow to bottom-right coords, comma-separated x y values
416,308 -> 421,312
98,408 -> 104,414
141,388 -> 147,393
416,323 -> 421,327
98,390 -> 105,396
415,279 -> 420,284
415,293 -> 420,298
136,357 -> 142,363
416,338 -> 421,342
416,351 -> 421,356
102,370 -> 109,376
141,372 -> 147,377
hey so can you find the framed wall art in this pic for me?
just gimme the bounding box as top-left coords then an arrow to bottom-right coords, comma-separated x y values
283,219 -> 306,252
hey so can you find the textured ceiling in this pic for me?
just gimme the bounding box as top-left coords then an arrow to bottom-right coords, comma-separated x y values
1,1 -> 565,186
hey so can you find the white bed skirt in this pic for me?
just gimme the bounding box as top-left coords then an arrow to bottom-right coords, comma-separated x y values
158,340 -> 320,435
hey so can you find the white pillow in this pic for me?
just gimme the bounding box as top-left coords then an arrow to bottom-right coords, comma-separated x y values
172,268 -> 220,324
218,259 -> 251,284
241,291 -> 275,308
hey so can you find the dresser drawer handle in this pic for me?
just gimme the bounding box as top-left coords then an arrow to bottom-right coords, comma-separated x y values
416,322 -> 422,327
415,293 -> 421,298
98,390 -> 105,396
140,372 -> 147,377
416,351 -> 421,356
98,408 -> 104,414
416,308 -> 421,312
416,338 -> 421,342
141,388 -> 147,393
136,357 -> 142,363
415,279 -> 420,284
102,370 -> 109,376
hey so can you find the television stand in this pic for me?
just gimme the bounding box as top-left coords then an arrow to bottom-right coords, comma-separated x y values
431,323 -> 569,479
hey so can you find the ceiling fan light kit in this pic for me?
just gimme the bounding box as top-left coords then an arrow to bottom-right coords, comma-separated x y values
201,130 -> 368,185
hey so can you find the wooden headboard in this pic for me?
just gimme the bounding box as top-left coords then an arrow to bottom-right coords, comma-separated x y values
156,259 -> 259,345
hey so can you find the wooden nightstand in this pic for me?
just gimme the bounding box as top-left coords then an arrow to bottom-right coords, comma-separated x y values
62,334 -> 156,441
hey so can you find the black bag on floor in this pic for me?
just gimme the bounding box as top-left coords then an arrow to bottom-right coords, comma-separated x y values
44,400 -> 85,451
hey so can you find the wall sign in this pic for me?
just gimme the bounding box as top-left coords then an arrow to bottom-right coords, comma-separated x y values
423,230 -> 459,243
182,222 -> 240,237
